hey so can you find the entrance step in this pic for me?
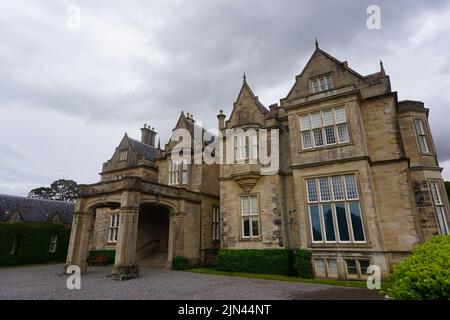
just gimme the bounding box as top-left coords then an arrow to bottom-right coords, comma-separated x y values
138,251 -> 168,268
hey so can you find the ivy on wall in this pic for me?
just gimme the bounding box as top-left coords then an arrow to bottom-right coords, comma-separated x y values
0,223 -> 70,267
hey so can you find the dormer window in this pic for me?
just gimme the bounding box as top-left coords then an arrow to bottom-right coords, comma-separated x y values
119,150 -> 128,161
311,74 -> 333,93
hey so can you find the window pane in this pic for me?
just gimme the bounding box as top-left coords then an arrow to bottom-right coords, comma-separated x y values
327,259 -> 338,276
307,179 -> 318,202
312,79 -> 319,93
323,204 -> 336,241
337,123 -> 350,143
251,196 -> 258,215
322,109 -> 334,126
349,203 -> 365,241
313,129 -> 324,147
311,112 -> 322,129
436,207 -> 449,235
430,182 -> 442,204
243,217 -> 250,237
335,107 -> 346,124
315,259 -> 326,275
346,260 -> 358,275
345,175 -> 359,199
319,78 -> 327,91
335,203 -> 350,241
302,131 -> 312,149
359,260 -> 370,275
325,75 -> 333,90
309,205 -> 323,241
300,116 -> 311,131
332,176 -> 345,200
319,178 -> 331,201
415,119 -> 425,135
419,136 -> 429,153
251,218 -> 259,237
325,126 -> 336,145
242,197 -> 250,215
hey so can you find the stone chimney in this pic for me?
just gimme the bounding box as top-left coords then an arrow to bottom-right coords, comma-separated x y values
140,124 -> 157,147
217,110 -> 226,130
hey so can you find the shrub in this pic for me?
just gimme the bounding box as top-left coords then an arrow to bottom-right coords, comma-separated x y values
0,222 -> 70,267
294,249 -> 313,279
88,250 -> 116,265
388,235 -> 450,300
172,256 -> 189,270
216,249 -> 294,275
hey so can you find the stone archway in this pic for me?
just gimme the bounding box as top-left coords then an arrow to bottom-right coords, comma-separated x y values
136,204 -> 170,267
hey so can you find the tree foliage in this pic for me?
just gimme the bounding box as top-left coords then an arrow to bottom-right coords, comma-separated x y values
28,179 -> 78,202
388,235 -> 450,300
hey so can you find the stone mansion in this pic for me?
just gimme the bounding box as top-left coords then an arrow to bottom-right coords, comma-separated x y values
65,44 -> 449,280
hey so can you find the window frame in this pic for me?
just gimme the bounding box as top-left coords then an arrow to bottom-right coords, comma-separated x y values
414,118 -> 432,155
306,174 -> 366,245
119,150 -> 128,162
299,107 -> 350,151
240,195 -> 260,239
107,214 -> 119,244
310,74 -> 333,94
429,180 -> 449,235
48,234 -> 58,253
212,206 -> 221,241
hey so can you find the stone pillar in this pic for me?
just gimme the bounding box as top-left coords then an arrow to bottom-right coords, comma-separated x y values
167,213 -> 184,269
64,201 -> 93,273
112,191 -> 140,280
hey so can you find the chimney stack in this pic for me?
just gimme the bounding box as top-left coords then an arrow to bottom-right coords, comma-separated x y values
141,124 -> 157,147
217,109 -> 226,130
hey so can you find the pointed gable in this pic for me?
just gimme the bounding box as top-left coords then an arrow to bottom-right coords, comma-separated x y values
227,77 -> 268,128
284,46 -> 366,102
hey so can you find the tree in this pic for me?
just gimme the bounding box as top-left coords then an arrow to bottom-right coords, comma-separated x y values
28,179 -> 78,202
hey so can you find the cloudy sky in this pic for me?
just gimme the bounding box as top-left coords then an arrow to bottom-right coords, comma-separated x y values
1,0 -> 449,196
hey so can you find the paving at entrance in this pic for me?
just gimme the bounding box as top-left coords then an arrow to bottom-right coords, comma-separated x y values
0,264 -> 384,300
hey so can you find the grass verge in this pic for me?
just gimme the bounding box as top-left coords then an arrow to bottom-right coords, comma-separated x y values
188,267 -> 391,292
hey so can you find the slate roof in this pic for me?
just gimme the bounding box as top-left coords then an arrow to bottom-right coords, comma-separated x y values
128,137 -> 158,160
0,194 -> 74,224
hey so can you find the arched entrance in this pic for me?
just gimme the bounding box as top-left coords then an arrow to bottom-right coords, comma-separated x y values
136,204 -> 170,267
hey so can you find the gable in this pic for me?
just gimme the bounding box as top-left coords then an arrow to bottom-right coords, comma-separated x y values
227,81 -> 268,128
285,48 -> 365,101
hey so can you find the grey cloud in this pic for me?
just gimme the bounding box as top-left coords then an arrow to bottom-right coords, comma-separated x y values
1,0 -> 450,195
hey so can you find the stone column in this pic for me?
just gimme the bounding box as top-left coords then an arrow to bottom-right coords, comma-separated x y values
167,213 -> 185,269
64,202 -> 93,273
112,191 -> 140,280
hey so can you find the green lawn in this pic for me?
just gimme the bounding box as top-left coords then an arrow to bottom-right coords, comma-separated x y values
188,267 -> 391,292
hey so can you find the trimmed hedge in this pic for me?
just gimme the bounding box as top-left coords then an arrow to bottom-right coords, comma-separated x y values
216,249 -> 313,277
295,249 -> 313,279
0,222 -> 70,267
217,249 -> 294,275
88,250 -> 116,265
172,256 -> 189,270
388,235 -> 450,300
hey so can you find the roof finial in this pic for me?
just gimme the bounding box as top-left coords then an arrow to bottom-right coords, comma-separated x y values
158,138 -> 161,149
243,72 -> 247,83
380,59 -> 385,75
315,38 -> 319,49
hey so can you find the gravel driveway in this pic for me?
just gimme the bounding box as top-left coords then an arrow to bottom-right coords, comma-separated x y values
0,264 -> 384,300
